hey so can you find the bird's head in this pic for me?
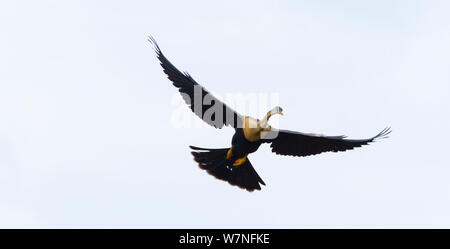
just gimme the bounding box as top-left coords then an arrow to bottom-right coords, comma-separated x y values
270,106 -> 284,116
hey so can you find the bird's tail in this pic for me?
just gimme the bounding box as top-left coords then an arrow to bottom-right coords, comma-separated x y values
189,146 -> 266,191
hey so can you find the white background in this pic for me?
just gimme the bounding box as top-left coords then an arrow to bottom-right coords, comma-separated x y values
1,0 -> 449,227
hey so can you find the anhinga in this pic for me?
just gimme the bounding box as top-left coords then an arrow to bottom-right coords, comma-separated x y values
149,37 -> 391,191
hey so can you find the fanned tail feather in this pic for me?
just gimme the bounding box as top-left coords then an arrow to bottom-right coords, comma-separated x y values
189,146 -> 265,191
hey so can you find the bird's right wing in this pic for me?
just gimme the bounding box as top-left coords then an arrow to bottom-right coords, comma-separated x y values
262,127 -> 391,157
149,36 -> 242,129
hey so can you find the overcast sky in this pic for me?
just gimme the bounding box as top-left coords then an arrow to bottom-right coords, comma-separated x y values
1,0 -> 449,228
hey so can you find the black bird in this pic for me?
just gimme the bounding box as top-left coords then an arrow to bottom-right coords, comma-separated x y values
149,37 -> 391,191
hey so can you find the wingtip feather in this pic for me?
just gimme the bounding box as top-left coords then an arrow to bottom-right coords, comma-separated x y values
147,35 -> 162,55
373,127 -> 392,141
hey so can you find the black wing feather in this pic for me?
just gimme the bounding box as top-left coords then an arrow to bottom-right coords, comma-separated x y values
148,36 -> 242,129
265,127 -> 391,157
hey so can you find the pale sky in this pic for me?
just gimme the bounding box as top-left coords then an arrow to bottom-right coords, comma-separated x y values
1,0 -> 450,228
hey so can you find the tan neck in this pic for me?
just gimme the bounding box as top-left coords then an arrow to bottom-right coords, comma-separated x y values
259,110 -> 275,130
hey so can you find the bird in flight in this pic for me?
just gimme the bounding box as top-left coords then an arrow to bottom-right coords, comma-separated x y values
148,36 -> 391,192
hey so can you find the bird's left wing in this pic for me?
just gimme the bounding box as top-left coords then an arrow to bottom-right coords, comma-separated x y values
149,36 -> 242,129
262,127 -> 391,157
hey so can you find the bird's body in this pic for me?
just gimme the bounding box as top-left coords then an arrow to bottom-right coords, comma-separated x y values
230,126 -> 262,161
149,36 -> 391,191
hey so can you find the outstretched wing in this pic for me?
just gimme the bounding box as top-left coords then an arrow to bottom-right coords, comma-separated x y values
264,127 -> 391,157
148,36 -> 242,129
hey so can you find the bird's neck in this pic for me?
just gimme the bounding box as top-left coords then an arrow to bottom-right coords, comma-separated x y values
259,110 -> 275,130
